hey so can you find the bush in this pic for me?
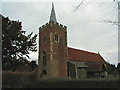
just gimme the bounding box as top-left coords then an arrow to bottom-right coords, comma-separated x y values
2,71 -> 37,88
2,71 -> 119,88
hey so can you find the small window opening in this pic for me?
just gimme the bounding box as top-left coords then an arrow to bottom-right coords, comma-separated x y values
55,33 -> 59,41
43,51 -> 47,66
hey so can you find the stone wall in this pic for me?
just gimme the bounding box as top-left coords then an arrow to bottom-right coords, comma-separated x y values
38,21 -> 68,79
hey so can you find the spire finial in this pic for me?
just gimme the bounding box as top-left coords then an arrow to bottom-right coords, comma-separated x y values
49,2 -> 57,23
52,2 -> 54,7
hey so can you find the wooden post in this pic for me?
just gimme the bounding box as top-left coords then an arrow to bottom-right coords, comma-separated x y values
75,66 -> 78,79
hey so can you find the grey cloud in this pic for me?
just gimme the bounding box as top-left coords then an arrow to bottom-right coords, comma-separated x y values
2,2 -> 118,65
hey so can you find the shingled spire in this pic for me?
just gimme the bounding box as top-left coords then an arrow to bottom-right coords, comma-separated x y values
50,2 -> 57,23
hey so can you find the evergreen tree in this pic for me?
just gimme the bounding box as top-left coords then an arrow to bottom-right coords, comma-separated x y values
2,15 -> 37,71
29,61 -> 37,71
117,63 -> 120,74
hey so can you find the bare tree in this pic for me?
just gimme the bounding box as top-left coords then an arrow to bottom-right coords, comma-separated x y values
73,0 -> 119,26
73,0 -> 86,12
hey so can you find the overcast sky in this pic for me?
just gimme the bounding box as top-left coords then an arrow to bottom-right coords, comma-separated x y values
1,0 -> 118,66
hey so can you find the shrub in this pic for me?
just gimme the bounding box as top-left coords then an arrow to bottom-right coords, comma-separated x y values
2,71 -> 119,88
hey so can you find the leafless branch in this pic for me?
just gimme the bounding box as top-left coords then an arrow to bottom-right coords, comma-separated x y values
97,20 -> 119,26
104,20 -> 120,25
73,0 -> 85,12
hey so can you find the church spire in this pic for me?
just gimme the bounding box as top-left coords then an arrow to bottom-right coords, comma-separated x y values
50,2 -> 57,23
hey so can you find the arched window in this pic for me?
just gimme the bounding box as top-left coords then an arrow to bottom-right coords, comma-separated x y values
55,33 -> 59,41
42,69 -> 47,75
43,51 -> 47,66
42,69 -> 47,78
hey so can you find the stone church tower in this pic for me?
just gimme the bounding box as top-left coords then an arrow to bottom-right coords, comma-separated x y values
38,3 -> 68,79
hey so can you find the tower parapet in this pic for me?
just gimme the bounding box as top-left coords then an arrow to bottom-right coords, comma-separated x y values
39,21 -> 67,33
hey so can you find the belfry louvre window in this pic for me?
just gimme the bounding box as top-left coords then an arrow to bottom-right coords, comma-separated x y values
43,36 -> 46,43
43,51 -> 47,66
55,33 -> 59,41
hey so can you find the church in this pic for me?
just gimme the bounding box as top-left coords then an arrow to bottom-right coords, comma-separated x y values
38,3 -> 107,79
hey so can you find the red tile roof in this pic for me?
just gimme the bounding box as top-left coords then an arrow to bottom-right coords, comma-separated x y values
68,47 -> 106,63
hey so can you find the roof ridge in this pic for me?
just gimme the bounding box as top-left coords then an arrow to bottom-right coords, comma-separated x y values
68,47 -> 98,55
